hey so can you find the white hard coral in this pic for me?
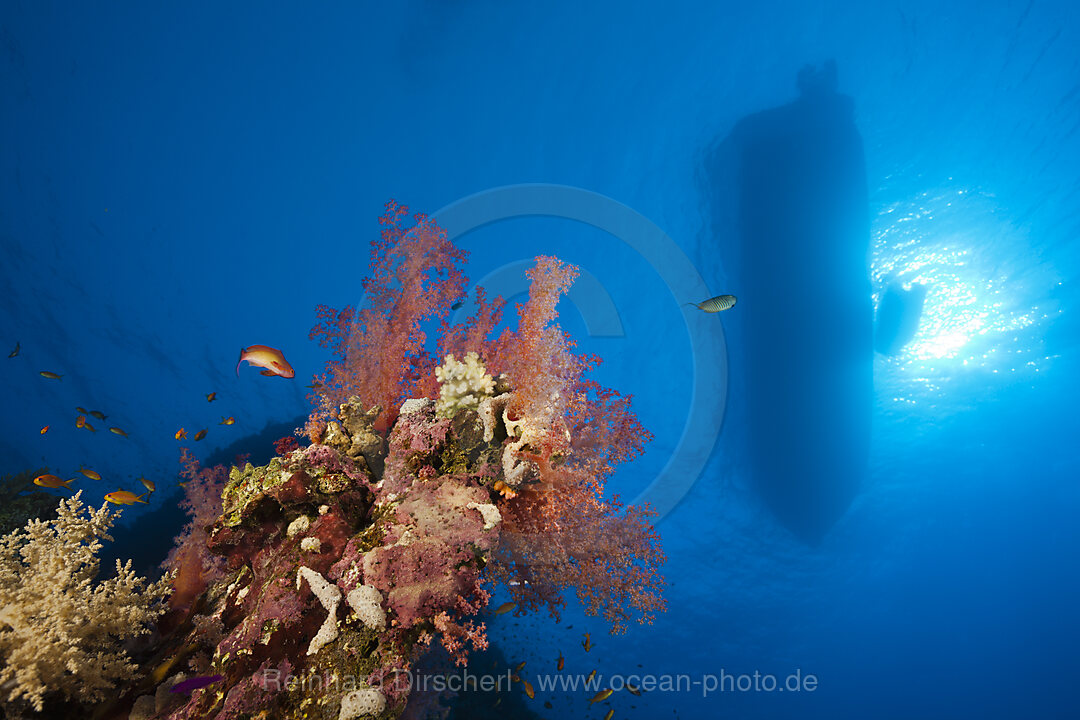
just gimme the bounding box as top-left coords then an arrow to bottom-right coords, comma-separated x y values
0,491 -> 171,711
434,352 -> 495,418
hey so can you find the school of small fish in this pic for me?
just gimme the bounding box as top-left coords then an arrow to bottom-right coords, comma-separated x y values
10,339 -> 294,507
492,604 -> 636,715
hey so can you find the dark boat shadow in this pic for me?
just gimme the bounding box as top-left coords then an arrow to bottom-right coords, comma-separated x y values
698,61 -> 873,544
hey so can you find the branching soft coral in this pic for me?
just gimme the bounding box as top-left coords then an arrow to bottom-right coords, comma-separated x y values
482,257 -> 665,633
305,204 -> 665,641
489,256 -> 587,426
163,449 -> 229,613
0,492 -> 171,712
308,200 -> 468,436
493,465 -> 666,633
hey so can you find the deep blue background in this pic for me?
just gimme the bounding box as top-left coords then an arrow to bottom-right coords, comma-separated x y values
2,2 -> 1078,718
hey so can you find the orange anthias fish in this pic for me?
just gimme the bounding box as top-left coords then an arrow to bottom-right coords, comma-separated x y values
522,679 -> 534,699
83,421 -> 97,432
582,632 -> 592,652
494,601 -> 516,616
40,425 -> 49,435
194,429 -> 207,441
219,416 -> 235,425
175,428 -> 187,440
104,490 -> 148,505
89,410 -> 107,421
138,477 -> 155,493
39,370 -> 62,380
206,392 -> 216,402
109,427 -> 128,437
76,414 -> 87,428
78,467 -> 101,481
34,474 -> 72,490
588,688 -> 612,705
556,651 -> 564,671
236,345 -> 294,378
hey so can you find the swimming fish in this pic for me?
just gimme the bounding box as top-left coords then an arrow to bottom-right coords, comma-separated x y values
587,669 -> 597,683
604,709 -> 614,720
219,416 -> 235,425
626,682 -> 642,696
109,427 -> 128,437
206,392 -> 216,402
494,601 -> 516,616
589,688 -> 613,704
451,301 -> 464,310
89,410 -> 107,421
8,342 -> 19,358
39,371 -> 62,380
104,489 -> 148,505
78,467 -> 101,481
556,651 -> 564,671
175,428 -> 187,440
76,406 -> 90,414
76,415 -> 87,428
138,477 -> 155,493
83,421 -> 97,432
40,425 -> 49,434
582,633 -> 592,652
522,679 -> 534,699
169,674 -> 223,694
194,429 -> 207,441
685,294 -> 737,313
514,661 -> 526,672
34,474 -> 72,490
236,345 -> 294,378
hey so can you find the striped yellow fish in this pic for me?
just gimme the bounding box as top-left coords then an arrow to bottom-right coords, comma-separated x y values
686,294 -> 737,313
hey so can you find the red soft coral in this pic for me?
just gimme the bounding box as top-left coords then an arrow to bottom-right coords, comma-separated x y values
483,258 -> 665,633
489,256 -> 585,424
305,206 -> 665,640
308,200 -> 468,435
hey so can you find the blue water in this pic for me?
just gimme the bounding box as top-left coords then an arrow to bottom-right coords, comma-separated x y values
2,1 -> 1078,718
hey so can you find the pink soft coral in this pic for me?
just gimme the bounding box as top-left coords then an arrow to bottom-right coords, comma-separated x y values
308,200 -> 468,436
489,256 -> 585,424
484,258 -> 665,633
163,449 -> 230,608
306,205 -> 665,640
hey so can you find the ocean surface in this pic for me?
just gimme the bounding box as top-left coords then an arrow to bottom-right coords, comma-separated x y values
2,1 -> 1078,718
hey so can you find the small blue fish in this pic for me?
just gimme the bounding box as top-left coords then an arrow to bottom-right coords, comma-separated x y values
170,674 -> 223,694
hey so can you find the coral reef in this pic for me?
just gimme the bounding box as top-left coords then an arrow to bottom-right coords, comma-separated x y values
0,203 -> 663,720
0,492 -> 171,713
